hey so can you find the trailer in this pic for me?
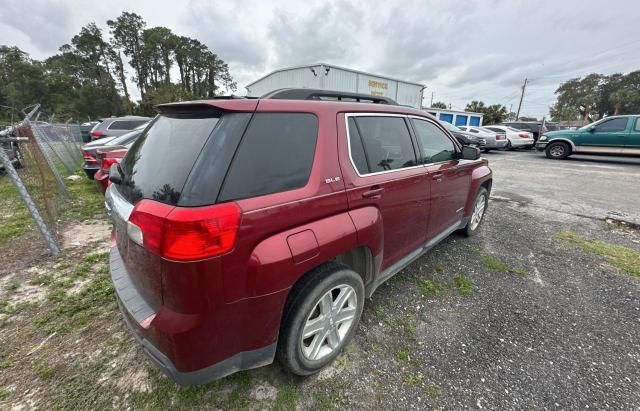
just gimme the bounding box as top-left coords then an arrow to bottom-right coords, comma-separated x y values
246,63 -> 426,108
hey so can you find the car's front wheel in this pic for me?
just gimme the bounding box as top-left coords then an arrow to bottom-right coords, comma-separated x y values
461,187 -> 489,237
545,141 -> 571,159
277,263 -> 364,376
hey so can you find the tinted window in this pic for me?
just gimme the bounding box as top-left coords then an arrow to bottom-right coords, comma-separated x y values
594,117 -> 628,132
412,119 -> 456,163
635,118 -> 640,131
218,113 -> 318,201
108,120 -> 147,130
347,118 -> 369,174
353,116 -> 417,173
118,113 -> 221,205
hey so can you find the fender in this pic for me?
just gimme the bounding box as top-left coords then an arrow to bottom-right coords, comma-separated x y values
347,206 -> 384,291
248,212 -> 359,296
463,164 -> 492,215
547,137 -> 576,151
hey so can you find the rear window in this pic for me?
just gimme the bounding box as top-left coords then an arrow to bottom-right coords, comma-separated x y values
118,113 -> 222,205
217,113 -> 318,202
108,120 -> 147,130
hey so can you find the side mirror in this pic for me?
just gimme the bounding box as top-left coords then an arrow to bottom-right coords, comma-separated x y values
588,126 -> 596,133
460,145 -> 481,160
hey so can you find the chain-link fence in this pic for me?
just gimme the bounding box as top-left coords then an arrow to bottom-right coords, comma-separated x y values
0,110 -> 84,255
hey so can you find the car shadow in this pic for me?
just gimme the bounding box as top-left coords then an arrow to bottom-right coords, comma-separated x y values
565,155 -> 640,166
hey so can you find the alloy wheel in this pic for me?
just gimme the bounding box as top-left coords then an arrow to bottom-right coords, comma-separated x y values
470,193 -> 487,231
300,284 -> 357,361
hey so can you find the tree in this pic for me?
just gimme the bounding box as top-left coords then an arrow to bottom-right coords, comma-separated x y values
550,74 -> 606,122
465,101 -> 507,124
430,101 -> 447,109
519,116 -> 537,121
107,12 -> 148,99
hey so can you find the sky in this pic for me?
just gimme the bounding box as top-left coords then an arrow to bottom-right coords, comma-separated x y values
2,0 -> 640,118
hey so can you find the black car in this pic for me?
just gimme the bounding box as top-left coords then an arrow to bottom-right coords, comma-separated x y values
440,121 -> 486,148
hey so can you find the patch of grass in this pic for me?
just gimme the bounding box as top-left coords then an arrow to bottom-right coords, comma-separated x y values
275,384 -> 299,410
30,273 -> 54,286
61,178 -> 106,222
398,316 -> 417,339
395,349 -> 409,362
480,255 -> 527,276
403,372 -> 423,385
556,230 -> 640,277
433,263 -> 445,273
416,276 -> 447,297
453,274 -> 473,296
0,387 -> 9,400
424,383 -> 444,398
480,255 -> 509,272
84,251 -> 109,265
6,280 -> 20,293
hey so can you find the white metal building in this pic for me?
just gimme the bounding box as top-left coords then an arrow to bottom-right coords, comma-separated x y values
246,63 -> 426,108
422,107 -> 484,127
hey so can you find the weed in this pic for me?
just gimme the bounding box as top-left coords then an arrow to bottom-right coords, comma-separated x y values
556,230 -> 640,277
403,372 -> 423,385
480,255 -> 527,276
416,276 -> 447,297
424,383 -> 443,397
398,315 -> 417,339
275,384 -> 299,410
30,273 -> 54,286
453,274 -> 473,296
0,387 -> 9,400
395,350 -> 409,362
7,280 -> 20,293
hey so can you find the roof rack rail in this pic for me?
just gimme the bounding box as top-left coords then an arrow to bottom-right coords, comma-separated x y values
261,88 -> 397,105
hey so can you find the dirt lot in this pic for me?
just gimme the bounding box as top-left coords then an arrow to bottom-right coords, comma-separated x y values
0,151 -> 638,410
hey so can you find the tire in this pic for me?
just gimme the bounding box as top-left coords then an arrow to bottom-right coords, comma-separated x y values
277,262 -> 365,376
460,187 -> 489,237
545,141 -> 570,159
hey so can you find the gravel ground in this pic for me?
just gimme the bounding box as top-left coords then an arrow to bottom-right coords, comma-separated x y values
314,202 -> 640,409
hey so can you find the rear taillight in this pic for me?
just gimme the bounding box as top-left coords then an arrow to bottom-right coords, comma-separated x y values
127,200 -> 240,261
496,134 -> 502,140
82,150 -> 95,160
101,158 -> 119,172
90,131 -> 104,138
518,133 -> 528,138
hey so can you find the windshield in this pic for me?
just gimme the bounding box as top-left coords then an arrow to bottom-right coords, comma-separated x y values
478,126 -> 500,134
579,119 -> 602,130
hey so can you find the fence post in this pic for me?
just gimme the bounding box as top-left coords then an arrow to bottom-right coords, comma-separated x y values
0,146 -> 60,255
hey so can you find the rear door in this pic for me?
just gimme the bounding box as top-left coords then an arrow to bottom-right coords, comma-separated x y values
576,117 -> 628,152
625,117 -> 640,154
410,117 -> 473,240
342,114 -> 430,270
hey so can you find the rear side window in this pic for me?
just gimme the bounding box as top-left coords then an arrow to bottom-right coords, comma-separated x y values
108,120 -> 147,130
350,116 -> 417,174
594,117 -> 628,132
218,113 -> 318,201
347,118 -> 369,174
412,119 -> 456,163
118,113 -> 221,205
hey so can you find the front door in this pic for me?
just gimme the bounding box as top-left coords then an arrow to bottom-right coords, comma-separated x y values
410,117 -> 472,240
576,117 -> 629,153
341,114 -> 430,271
625,117 -> 640,154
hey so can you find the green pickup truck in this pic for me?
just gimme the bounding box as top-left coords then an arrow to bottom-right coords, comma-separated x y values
536,115 -> 640,159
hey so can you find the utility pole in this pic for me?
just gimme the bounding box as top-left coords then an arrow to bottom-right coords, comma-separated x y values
430,92 -> 434,107
515,78 -> 528,121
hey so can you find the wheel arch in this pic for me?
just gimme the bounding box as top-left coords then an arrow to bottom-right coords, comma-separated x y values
547,138 -> 576,151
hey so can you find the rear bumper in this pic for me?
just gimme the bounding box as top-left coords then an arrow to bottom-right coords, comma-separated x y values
109,246 -> 278,385
510,138 -> 534,147
484,139 -> 509,149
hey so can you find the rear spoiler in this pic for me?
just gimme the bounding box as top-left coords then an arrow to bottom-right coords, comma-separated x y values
155,100 -> 258,115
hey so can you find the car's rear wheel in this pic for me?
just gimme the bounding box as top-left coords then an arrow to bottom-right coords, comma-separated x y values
545,141 -> 570,159
461,187 -> 488,237
277,262 -> 364,376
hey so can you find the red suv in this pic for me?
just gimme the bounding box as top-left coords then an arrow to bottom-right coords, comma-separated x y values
106,89 -> 492,385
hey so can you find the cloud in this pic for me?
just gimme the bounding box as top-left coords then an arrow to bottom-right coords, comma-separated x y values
3,0 -> 640,117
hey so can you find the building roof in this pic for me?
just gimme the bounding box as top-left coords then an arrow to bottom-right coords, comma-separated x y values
246,62 -> 426,89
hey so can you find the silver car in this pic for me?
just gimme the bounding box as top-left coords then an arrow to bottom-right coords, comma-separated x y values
459,126 -> 509,151
89,116 -> 150,140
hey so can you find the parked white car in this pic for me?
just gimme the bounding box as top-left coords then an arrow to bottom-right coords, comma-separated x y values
484,125 -> 535,149
458,126 -> 509,151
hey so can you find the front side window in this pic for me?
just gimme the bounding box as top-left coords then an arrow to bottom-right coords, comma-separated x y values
594,117 -> 628,132
349,116 -> 417,174
635,118 -> 640,131
412,119 -> 456,163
